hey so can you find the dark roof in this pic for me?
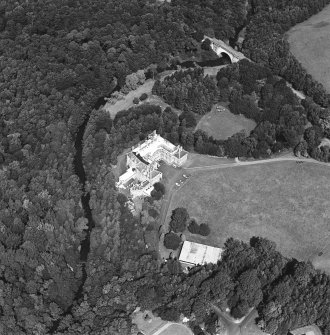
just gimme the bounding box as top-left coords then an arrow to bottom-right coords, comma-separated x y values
133,151 -> 149,165
174,149 -> 188,159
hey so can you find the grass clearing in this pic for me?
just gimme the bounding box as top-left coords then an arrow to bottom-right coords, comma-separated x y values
169,161 -> 330,273
104,79 -> 155,119
132,311 -> 166,335
196,105 -> 256,140
132,311 -> 192,335
158,324 -> 193,335
203,65 -> 227,77
287,4 -> 330,92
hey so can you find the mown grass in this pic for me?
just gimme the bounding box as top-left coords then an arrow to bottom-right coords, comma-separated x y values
170,161 -> 330,273
195,106 -> 256,140
287,4 -> 330,92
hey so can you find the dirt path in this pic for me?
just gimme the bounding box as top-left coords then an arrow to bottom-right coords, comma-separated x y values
186,155 -> 329,171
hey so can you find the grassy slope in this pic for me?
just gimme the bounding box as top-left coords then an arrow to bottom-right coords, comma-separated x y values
287,4 -> 330,92
195,105 -> 256,140
169,161 -> 330,273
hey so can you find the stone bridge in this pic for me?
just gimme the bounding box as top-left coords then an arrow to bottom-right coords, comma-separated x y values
202,35 -> 245,63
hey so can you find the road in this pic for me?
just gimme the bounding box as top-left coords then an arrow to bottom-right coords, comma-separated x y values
212,305 -> 259,335
186,155 -> 329,172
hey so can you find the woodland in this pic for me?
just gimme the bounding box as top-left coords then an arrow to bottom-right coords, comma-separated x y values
1,0 -> 330,334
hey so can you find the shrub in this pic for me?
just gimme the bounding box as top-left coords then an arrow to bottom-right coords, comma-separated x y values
199,223 -> 211,236
156,306 -> 180,322
148,208 -> 159,218
169,207 -> 189,233
133,97 -> 139,104
167,258 -> 182,274
146,222 -> 155,231
139,93 -> 148,101
201,38 -> 211,50
151,189 -> 163,200
188,219 -> 200,234
231,300 -> 249,319
179,111 -> 197,128
117,193 -> 128,205
164,232 -> 181,250
153,182 -> 165,195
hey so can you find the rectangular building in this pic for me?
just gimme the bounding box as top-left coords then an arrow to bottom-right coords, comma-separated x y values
179,241 -> 223,267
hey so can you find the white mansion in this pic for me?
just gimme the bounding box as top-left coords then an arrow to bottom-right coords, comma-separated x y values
116,131 -> 188,198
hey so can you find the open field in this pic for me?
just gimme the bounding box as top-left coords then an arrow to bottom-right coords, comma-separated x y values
196,105 -> 256,140
168,161 -> 330,273
287,4 -> 330,92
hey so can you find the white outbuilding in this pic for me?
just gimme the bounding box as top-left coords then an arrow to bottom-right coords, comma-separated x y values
179,241 -> 223,267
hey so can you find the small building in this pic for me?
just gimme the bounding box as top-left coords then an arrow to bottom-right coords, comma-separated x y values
289,325 -> 322,335
179,241 -> 223,267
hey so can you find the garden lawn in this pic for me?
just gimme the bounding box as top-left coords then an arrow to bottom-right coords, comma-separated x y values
195,106 -> 256,140
170,161 -> 330,273
287,4 -> 330,92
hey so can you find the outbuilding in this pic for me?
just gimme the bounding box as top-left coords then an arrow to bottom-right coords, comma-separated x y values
179,241 -> 223,267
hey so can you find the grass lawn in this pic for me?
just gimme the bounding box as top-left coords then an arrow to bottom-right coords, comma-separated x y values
169,161 -> 330,273
203,65 -> 227,77
132,311 -> 166,335
104,79 -> 155,119
159,324 -> 193,335
132,311 -> 192,335
183,152 -> 233,168
196,105 -> 256,140
287,4 -> 330,92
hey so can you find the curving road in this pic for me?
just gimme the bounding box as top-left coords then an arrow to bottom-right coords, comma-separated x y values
212,305 -> 260,335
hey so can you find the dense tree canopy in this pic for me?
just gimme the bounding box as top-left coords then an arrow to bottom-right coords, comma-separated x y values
2,0 -> 330,334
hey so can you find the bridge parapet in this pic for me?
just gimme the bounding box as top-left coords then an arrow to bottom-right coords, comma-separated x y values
202,35 -> 245,63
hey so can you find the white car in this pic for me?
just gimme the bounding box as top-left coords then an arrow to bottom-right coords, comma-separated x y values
175,182 -> 180,187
